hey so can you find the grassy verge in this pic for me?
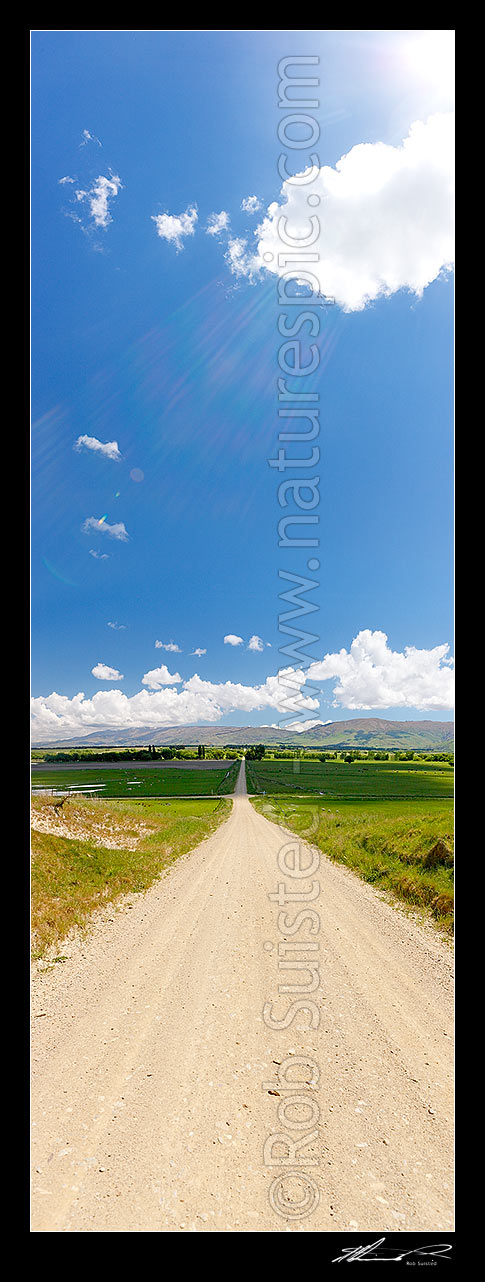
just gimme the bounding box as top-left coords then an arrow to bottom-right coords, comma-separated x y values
31,793 -> 231,957
251,795 -> 454,933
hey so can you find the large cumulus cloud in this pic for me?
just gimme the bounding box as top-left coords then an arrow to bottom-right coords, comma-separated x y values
307,630 -> 454,710
252,113 -> 454,311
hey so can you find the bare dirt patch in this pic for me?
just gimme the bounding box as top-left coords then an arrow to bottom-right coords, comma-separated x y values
31,796 -> 151,849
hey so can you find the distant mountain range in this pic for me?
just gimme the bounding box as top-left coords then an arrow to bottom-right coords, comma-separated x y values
32,718 -> 454,751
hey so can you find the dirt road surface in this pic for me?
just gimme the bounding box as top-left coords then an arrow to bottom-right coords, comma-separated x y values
31,761 -> 453,1232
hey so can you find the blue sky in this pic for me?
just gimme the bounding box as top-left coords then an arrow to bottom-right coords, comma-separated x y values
31,30 -> 454,741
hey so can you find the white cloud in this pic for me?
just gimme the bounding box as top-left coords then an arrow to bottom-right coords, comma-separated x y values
89,549 -> 109,560
281,718 -> 331,733
70,172 -> 122,231
190,647 -> 207,657
82,517 -> 129,542
92,663 -> 123,681
224,237 -> 261,283
255,113 -> 454,311
80,129 -> 102,147
248,635 -> 264,652
155,640 -> 182,652
206,210 -> 230,236
31,667 -> 318,742
181,669 -> 317,718
224,634 -> 244,646
152,206 -> 198,251
142,665 -> 182,689
61,139 -> 120,238
241,195 -> 262,214
87,173 -> 122,228
307,630 -> 454,710
74,435 -> 122,461
30,629 -> 454,743
107,621 -> 126,630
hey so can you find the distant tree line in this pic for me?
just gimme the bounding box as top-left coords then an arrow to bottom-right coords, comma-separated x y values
32,744 -> 453,765
32,745 -> 241,763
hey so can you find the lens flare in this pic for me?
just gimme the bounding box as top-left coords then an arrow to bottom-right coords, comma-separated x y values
42,557 -> 77,588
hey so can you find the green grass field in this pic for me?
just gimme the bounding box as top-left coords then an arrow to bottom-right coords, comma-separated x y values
31,759 -> 239,798
31,793 -> 231,957
245,757 -> 454,800
248,756 -> 454,932
251,793 -> 454,932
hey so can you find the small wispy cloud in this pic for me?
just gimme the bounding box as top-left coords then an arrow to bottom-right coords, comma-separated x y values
83,516 -> 129,542
74,435 -> 122,461
89,549 -> 109,560
190,647 -> 207,657
206,210 -> 230,237
151,206 -> 198,251
224,237 -> 261,283
92,663 -> 123,680
155,640 -> 182,652
241,195 -> 262,214
61,134 -> 121,242
108,621 -> 126,630
80,129 -> 102,148
224,634 -> 244,646
63,171 -> 122,234
82,173 -> 122,229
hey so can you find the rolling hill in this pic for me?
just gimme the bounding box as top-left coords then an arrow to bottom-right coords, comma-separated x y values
32,718 -> 454,751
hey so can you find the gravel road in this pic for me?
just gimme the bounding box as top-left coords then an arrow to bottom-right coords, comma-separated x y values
31,760 -> 453,1232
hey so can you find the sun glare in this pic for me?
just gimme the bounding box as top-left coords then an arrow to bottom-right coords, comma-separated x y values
402,29 -> 455,100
